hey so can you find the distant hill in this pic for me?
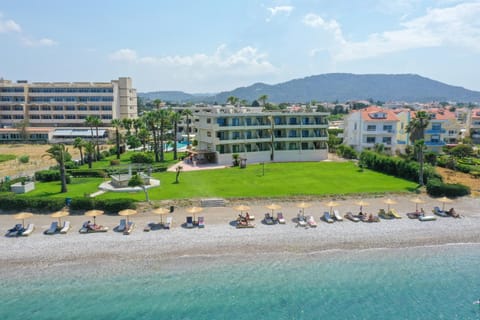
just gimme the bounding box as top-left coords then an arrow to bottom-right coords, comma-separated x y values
138,91 -> 197,102
139,74 -> 480,103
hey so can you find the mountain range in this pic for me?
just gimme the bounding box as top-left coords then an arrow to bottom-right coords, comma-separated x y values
138,73 -> 480,104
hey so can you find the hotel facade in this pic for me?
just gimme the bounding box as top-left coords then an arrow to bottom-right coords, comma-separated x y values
195,106 -> 329,165
0,77 -> 137,128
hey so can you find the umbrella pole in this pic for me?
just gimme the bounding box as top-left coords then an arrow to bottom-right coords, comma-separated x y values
93,216 -> 96,225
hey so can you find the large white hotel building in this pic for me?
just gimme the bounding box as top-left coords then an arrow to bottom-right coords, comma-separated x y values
0,77 -> 137,128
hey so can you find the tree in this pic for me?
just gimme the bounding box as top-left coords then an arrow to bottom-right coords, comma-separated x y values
15,119 -> 30,141
153,99 -> 162,110
122,118 -> 133,136
406,111 -> 429,143
175,166 -> 183,183
414,139 -> 427,186
157,109 -> 171,162
182,109 -> 193,148
128,174 -> 150,202
170,110 -> 182,160
268,115 -> 275,161
226,96 -> 239,106
145,112 -> 160,162
85,115 -> 102,161
111,119 -> 123,159
132,118 -> 143,135
138,128 -> 150,152
258,94 -> 268,108
84,141 -> 95,169
43,144 -> 69,193
84,115 -> 96,160
73,137 -> 85,165
126,135 -> 141,150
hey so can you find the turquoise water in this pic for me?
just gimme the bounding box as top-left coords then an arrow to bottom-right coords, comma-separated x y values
164,141 -> 189,151
1,244 -> 480,319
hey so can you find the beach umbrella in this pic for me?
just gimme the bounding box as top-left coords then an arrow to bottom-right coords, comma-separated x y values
355,200 -> 370,213
14,212 -> 33,227
410,197 -> 425,212
296,202 -> 312,215
85,209 -> 104,225
233,205 -> 250,215
118,209 -> 137,224
383,198 -> 397,212
152,208 -> 170,223
51,210 -> 69,225
324,201 -> 340,214
186,206 -> 203,222
438,196 -> 453,211
265,203 -> 281,215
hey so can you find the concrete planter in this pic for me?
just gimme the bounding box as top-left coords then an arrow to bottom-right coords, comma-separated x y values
11,181 -> 35,194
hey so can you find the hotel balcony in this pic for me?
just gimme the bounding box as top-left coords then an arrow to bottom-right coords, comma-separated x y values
425,128 -> 446,134
424,140 -> 446,146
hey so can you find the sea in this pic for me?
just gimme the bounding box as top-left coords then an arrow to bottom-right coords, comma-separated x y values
1,243 -> 479,320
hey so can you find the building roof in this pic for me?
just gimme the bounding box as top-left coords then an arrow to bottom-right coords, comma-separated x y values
359,106 -> 399,122
427,108 -> 456,120
52,128 -> 107,137
472,108 -> 480,119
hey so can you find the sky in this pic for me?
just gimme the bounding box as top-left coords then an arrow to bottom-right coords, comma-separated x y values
1,0 -> 479,93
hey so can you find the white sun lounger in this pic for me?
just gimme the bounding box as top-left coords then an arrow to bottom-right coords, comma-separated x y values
333,210 -> 343,221
21,223 -> 35,236
44,221 -> 59,235
297,214 -> 307,227
277,212 -> 286,224
198,216 -> 205,228
60,221 -> 71,234
307,215 -> 317,227
123,221 -> 135,235
164,217 -> 172,229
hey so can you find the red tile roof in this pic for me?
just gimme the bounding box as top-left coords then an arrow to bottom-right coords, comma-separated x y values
360,106 -> 399,122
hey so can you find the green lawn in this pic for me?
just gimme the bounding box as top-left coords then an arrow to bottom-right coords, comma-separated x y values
8,162 -> 417,201
0,154 -> 16,163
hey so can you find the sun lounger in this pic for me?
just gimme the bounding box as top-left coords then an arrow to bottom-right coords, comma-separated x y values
236,219 -> 254,228
447,208 -> 460,218
363,214 -> 380,223
44,221 -> 59,235
246,213 -> 255,221
186,216 -> 194,228
322,212 -> 334,223
115,219 -> 127,232
407,212 -> 420,219
143,224 -> 151,232
277,212 -> 286,224
20,223 -> 35,236
307,215 -> 317,227
433,206 -> 448,217
5,224 -> 23,237
418,215 -> 436,221
378,209 -> 394,220
333,210 -> 343,221
79,223 -> 108,233
264,213 -> 275,225
344,212 -> 360,222
297,214 -> 307,227
123,221 -> 135,235
164,217 -> 172,229
60,221 -> 71,234
389,209 -> 402,219
198,216 -> 205,228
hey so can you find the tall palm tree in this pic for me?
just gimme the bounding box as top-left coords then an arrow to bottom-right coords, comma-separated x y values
258,94 -> 268,108
153,99 -> 162,110
157,109 -> 171,162
170,110 -> 182,160
406,111 -> 429,143
268,115 -> 275,161
84,141 -> 95,169
145,112 -> 160,162
111,119 -> 122,159
132,118 -> 143,135
226,96 -> 239,106
85,116 -> 102,161
84,115 -> 96,160
73,137 -> 85,165
182,109 -> 193,147
414,139 -> 427,186
138,127 -> 150,152
43,144 -> 69,193
122,118 -> 133,136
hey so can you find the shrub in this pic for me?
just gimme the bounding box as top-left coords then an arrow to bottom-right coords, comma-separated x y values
110,159 -> 120,166
128,174 -> 143,187
336,145 -> 358,159
0,177 -> 25,192
426,178 -> 470,197
68,169 -> 108,178
130,152 -> 154,164
64,161 -> 79,170
18,155 -> 29,164
0,195 -> 65,211
68,198 -> 136,212
35,170 -> 71,183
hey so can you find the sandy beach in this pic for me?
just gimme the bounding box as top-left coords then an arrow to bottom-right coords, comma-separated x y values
0,194 -> 479,277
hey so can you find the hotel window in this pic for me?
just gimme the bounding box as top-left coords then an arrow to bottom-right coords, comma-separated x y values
41,106 -> 51,111
41,115 -> 52,119
217,118 -> 227,126
232,118 -> 240,126
232,132 -> 240,140
302,130 -> 309,137
29,115 -> 40,119
289,130 -> 297,138
383,125 -> 393,132
289,142 -> 298,150
0,106 -> 11,110
207,131 -> 211,137
14,115 -> 24,119
78,106 -> 87,111
101,105 -> 112,111
90,106 -> 100,111
432,123 -> 441,130
53,115 -> 64,119
367,125 -> 376,131
302,117 -> 310,125
366,137 -> 375,143
289,117 -> 297,125
101,115 -> 112,119
245,118 -> 252,126
30,106 -> 39,111
78,115 -> 86,119
382,137 -> 392,145
13,106 -> 23,111
66,105 -> 75,111
66,115 -> 76,119
54,106 -> 64,111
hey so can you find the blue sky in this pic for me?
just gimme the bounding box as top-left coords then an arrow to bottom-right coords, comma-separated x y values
1,0 -> 479,93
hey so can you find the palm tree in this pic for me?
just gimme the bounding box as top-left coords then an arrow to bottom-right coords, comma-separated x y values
138,128 -> 150,152
170,110 -> 182,160
111,119 -> 122,159
84,141 -> 95,169
84,115 -> 96,160
414,139 -> 427,186
73,137 -> 85,165
406,111 -> 430,186
182,109 -> 193,147
122,118 -> 133,136
157,109 -> 171,162
226,96 -> 239,106
85,115 -> 102,161
145,112 -> 160,162
43,144 -> 69,193
258,94 -> 268,108
268,115 -> 275,161
132,118 -> 143,135
153,99 -> 162,110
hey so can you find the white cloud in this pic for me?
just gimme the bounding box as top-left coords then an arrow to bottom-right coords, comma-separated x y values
0,13 -> 21,33
266,5 -> 293,21
109,45 -> 276,75
305,2 -> 480,62
21,37 -> 58,47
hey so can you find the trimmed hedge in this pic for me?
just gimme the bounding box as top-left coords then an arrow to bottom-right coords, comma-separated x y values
35,170 -> 71,183
68,169 -> 108,178
0,195 -> 66,211
68,198 -> 136,213
426,178 -> 471,197
130,152 -> 154,164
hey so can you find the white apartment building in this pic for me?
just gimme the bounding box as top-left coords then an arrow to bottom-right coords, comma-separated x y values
0,77 -> 137,127
467,108 -> 480,144
423,109 -> 460,152
195,106 -> 329,165
344,106 -> 400,154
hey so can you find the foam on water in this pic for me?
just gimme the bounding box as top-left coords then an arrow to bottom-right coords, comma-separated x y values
1,244 -> 480,320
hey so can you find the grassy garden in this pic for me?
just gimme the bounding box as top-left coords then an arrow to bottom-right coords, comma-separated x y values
13,161 -> 417,201
0,154 -> 16,163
